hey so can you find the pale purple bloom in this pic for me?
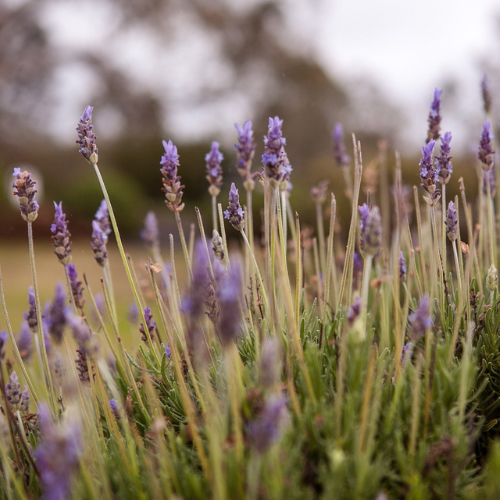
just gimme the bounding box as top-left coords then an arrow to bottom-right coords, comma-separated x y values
69,315 -> 98,358
436,131 -> 453,184
399,251 -> 407,281
212,229 -> 225,261
51,202 -> 72,264
427,88 -> 442,143
445,201 -> 458,242
66,264 -> 85,311
109,398 -> 120,419
16,322 -> 33,361
160,139 -> 185,212
332,123 -> 350,168
35,404 -> 82,500
165,343 -> 172,358
5,371 -> 29,415
224,183 -> 245,231
478,120 -> 495,171
358,203 -> 382,256
24,286 -> 38,333
76,105 -> 98,164
347,296 -> 362,327
95,200 -> 111,236
46,283 -> 67,344
481,74 -> 492,115
0,331 -> 7,361
409,295 -> 432,342
141,211 -> 159,252
234,121 -> 256,182
247,394 -> 290,454
262,116 -> 290,186
205,141 -> 224,195
139,306 -> 156,344
12,168 -> 39,222
419,140 -> 438,195
353,251 -> 362,276
91,220 -> 108,267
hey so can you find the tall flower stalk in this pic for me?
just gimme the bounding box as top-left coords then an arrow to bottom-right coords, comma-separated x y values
205,141 -> 224,232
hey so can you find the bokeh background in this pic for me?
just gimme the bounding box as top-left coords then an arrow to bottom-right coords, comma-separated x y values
2,0 -> 500,322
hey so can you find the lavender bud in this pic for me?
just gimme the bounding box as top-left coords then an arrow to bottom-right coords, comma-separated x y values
35,404 -> 82,500
11,168 -> 39,222
445,201 -> 458,242
235,121 -> 256,187
262,116 -> 290,188
347,296 -> 362,327
436,131 -> 453,184
409,295 -> 432,342
427,88 -> 442,143
486,264 -> 498,292
224,183 -> 245,231
75,347 -> 90,384
358,203 -> 382,256
205,141 -> 224,196
24,286 -> 38,333
139,307 -> 156,345
95,200 -> 111,236
66,264 -> 85,311
259,337 -> 281,390
0,331 -> 7,361
353,251 -> 363,276
212,229 -> 225,261
165,343 -> 172,358
419,140 -> 439,197
91,220 -> 108,267
109,398 -> 120,419
5,371 -> 29,415
76,105 -> 98,164
69,315 -> 99,358
247,394 -> 290,454
160,139 -> 185,212
46,284 -> 68,344
141,211 -> 159,252
16,322 -> 33,361
332,123 -> 351,169
481,74 -> 492,115
399,251 -> 407,282
51,202 -> 72,264
310,180 -> 329,205
478,120 -> 495,171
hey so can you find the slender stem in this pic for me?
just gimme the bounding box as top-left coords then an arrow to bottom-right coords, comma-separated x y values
174,211 -> 193,282
240,230 -> 268,312
486,169 -> 497,267
316,201 -> 326,287
212,194 -> 218,232
360,254 -> 373,339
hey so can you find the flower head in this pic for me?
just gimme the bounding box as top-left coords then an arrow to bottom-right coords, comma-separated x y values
332,123 -> 350,168
24,286 -> 38,333
160,139 -> 185,212
436,131 -> 453,184
427,88 -> 442,143
358,203 -> 382,256
478,120 -> 495,171
487,264 -> 498,291
16,322 -> 33,361
51,202 -> 72,265
139,306 -> 156,345
224,183 -> 245,231
91,220 -> 108,267
95,200 -> 111,236
12,168 -> 39,222
445,201 -> 458,242
347,296 -> 362,327
205,141 -> 224,196
109,398 -> 120,419
0,331 -> 7,361
234,121 -> 256,186
399,251 -> 407,282
262,116 -> 291,187
212,229 -> 225,261
46,283 -> 68,344
67,264 -> 85,311
76,105 -> 98,164
310,180 -> 329,205
5,371 -> 30,415
409,294 -> 432,342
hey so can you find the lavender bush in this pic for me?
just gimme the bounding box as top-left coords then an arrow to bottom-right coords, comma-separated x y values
1,83 -> 500,500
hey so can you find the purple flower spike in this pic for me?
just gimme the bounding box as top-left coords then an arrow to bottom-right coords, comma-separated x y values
5,371 -> 29,415
483,166 -> 497,197
46,283 -> 67,344
95,200 -> 111,236
109,398 -> 120,419
358,203 -> 382,256
76,105 -> 98,164
12,168 -> 39,222
205,141 -> 224,196
16,322 -> 33,361
91,220 -> 108,267
139,306 -> 156,345
427,88 -> 442,143
67,264 -> 85,311
399,251 -> 407,282
160,139 -> 185,212
478,120 -> 495,171
224,183 -> 245,231
51,202 -> 72,265
409,294 -> 433,342
0,331 -> 7,361
419,140 -> 440,204
35,404 -> 82,500
436,131 -> 453,184
262,116 -> 290,187
24,287 -> 38,333
141,211 -> 159,252
481,74 -> 492,115
165,343 -> 172,358
332,123 -> 351,169
347,296 -> 362,327
247,394 -> 290,454
234,121 -> 256,185
445,201 -> 458,242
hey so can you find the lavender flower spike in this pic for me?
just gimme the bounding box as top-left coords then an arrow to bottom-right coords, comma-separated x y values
445,201 -> 458,242
481,74 -> 492,115
12,168 -> 39,222
358,203 -> 382,256
5,371 -> 29,415
16,322 -> 33,361
91,220 -> 108,266
224,183 -> 245,231
24,286 -> 38,333
51,202 -> 72,265
478,120 -> 495,171
409,294 -> 432,342
399,251 -> 407,282
46,283 -> 68,344
76,105 -> 98,164
427,88 -> 442,143
139,306 -> 156,345
95,199 -> 111,236
205,141 -> 224,196
436,131 -> 453,184
67,264 -> 85,310
262,116 -> 287,187
35,404 -> 82,500
160,139 -> 185,212
141,211 -> 159,252
332,123 -> 350,169
234,120 -> 256,187
0,331 -> 7,361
